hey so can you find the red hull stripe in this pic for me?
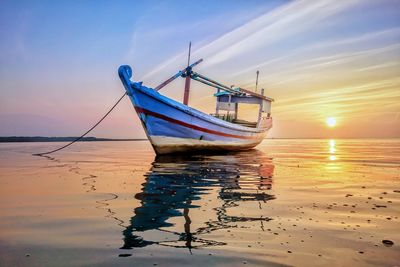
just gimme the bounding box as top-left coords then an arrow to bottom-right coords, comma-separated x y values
134,107 -> 257,140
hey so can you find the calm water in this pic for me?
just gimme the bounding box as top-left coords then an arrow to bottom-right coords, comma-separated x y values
0,139 -> 399,266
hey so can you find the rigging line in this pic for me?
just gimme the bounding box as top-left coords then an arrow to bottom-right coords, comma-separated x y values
33,92 -> 127,156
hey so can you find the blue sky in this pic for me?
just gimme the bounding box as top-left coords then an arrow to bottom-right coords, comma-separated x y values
0,0 -> 399,138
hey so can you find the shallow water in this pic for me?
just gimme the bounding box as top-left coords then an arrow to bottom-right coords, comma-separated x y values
0,139 -> 399,266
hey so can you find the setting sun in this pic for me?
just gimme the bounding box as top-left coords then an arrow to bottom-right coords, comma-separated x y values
326,117 -> 337,128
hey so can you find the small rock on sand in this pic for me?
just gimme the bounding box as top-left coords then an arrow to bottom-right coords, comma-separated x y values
382,240 -> 394,247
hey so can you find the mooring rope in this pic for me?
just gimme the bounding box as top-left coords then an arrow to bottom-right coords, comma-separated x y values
33,92 -> 127,156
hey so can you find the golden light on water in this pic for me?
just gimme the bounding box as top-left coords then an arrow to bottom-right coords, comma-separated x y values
329,139 -> 336,154
329,139 -> 336,161
326,117 -> 337,128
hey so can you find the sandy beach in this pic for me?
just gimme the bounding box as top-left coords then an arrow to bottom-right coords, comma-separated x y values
0,139 -> 399,266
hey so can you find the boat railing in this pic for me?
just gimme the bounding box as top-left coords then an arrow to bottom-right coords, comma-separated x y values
211,114 -> 259,128
232,119 -> 257,128
210,113 -> 234,123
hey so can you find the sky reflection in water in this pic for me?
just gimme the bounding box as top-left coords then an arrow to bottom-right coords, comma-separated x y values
0,140 -> 399,266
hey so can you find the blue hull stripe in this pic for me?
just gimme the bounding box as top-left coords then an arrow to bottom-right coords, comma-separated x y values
135,107 -> 257,140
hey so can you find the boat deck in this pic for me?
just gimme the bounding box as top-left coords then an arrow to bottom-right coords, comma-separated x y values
232,119 -> 257,128
211,114 -> 257,128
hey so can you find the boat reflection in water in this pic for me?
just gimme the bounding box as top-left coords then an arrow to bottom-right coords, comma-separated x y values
120,150 -> 275,252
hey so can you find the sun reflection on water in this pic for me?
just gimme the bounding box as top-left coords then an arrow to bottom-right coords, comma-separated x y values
329,139 -> 336,161
325,139 -> 342,171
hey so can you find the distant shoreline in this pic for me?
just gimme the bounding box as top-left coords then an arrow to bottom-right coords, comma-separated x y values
0,136 -> 147,143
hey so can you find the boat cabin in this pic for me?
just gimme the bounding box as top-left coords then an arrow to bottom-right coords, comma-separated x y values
187,71 -> 273,129
153,55 -> 273,130
212,89 -> 272,128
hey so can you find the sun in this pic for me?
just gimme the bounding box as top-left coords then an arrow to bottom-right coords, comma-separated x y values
326,117 -> 337,128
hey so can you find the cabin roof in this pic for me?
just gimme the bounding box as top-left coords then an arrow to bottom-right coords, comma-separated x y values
214,90 -> 274,102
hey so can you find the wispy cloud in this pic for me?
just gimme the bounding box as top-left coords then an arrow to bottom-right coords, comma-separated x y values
138,0 -> 400,137
244,43 -> 400,88
274,78 -> 400,123
198,0 -> 360,67
142,0 -> 361,81
233,27 -> 400,77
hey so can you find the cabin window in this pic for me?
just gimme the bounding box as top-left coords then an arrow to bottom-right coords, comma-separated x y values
236,103 -> 258,122
230,103 -> 258,128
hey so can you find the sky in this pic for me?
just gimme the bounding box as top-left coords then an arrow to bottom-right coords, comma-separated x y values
0,0 -> 399,139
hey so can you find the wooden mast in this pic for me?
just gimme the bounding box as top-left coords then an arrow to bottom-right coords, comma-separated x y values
183,42 -> 191,105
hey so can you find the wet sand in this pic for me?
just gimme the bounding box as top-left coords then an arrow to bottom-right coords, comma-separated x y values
0,139 -> 399,266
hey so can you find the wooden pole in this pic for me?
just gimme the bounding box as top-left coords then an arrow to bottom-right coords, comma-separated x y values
216,89 -> 220,115
154,59 -> 203,91
257,88 -> 265,127
187,42 -> 191,67
255,70 -> 259,93
183,74 -> 191,105
183,42 -> 191,105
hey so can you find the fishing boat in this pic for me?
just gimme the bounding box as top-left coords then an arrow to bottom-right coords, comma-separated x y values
118,47 -> 273,155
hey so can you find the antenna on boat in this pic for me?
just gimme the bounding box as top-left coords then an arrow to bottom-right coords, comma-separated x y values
187,42 -> 191,67
183,42 -> 192,105
255,70 -> 259,93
